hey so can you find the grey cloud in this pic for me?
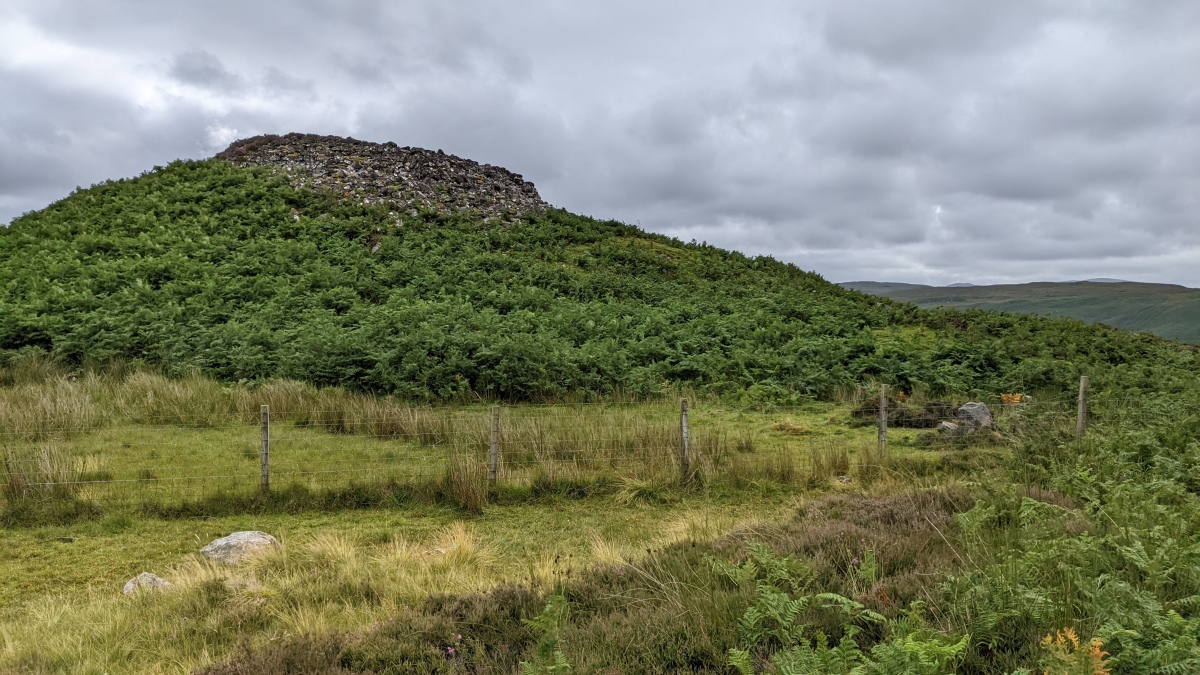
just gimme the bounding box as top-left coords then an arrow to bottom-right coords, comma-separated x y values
331,52 -> 393,84
813,0 -> 1057,67
262,67 -> 315,97
3,0 -> 1199,286
168,49 -> 246,92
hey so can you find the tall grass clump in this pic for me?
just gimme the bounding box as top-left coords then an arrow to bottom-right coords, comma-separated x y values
0,377 -> 104,442
493,405 -> 731,486
0,348 -> 73,386
443,444 -> 489,514
291,388 -> 455,445
1,444 -> 100,525
854,445 -> 888,486
2,444 -> 81,503
806,438 -> 850,487
116,371 -> 248,427
498,407 -> 678,479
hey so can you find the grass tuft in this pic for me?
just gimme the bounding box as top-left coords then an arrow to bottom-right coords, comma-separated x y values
806,438 -> 849,487
443,452 -> 489,514
612,476 -> 670,506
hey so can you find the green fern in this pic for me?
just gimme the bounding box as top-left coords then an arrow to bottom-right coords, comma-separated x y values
723,541 -> 966,674
519,595 -> 573,674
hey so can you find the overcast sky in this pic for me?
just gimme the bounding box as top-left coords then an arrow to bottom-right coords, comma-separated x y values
3,1 -> 1198,286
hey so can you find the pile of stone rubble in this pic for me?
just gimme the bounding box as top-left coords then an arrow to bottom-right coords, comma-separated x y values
216,133 -> 547,220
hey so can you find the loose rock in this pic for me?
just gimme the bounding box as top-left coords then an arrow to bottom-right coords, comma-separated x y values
956,402 -> 994,432
200,531 -> 280,564
216,133 -> 548,221
936,421 -> 959,434
123,572 -> 171,595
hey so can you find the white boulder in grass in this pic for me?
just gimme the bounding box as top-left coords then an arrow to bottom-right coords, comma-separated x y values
123,572 -> 172,594
200,531 -> 280,564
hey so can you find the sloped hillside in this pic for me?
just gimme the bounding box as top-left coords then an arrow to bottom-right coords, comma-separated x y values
842,280 -> 1200,344
1,139 -> 1195,400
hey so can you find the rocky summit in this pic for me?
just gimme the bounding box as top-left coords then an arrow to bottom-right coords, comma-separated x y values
216,133 -> 547,220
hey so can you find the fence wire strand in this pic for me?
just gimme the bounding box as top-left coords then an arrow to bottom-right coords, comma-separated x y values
2,395 -> 1124,509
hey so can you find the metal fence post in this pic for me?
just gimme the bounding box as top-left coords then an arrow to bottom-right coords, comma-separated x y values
1077,376 -> 1089,437
260,404 -> 270,493
877,385 -> 888,456
488,405 -> 500,489
680,398 -> 690,484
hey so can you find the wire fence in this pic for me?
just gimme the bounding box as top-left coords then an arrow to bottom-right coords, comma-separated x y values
0,379 -> 1143,514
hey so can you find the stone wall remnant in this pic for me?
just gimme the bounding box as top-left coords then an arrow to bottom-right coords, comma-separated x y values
216,133 -> 548,220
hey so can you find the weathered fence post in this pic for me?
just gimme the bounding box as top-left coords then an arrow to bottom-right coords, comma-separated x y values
680,398 -> 691,485
877,385 -> 888,456
1076,376 -> 1089,437
260,405 -> 270,493
488,405 -> 500,489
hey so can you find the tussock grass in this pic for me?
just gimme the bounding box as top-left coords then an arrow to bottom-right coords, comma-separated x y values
443,451 -> 489,514
0,496 -> 784,674
806,437 -> 850,486
3,445 -> 80,501
0,520 -> 502,673
0,377 -> 104,443
612,476 -> 672,506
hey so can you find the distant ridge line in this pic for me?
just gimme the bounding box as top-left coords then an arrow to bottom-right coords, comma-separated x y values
839,279 -> 1200,344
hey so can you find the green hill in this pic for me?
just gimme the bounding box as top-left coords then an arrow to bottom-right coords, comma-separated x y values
842,280 -> 1200,344
2,137 -> 1196,400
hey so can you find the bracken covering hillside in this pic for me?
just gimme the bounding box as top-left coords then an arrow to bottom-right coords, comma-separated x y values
1,141 -> 1196,400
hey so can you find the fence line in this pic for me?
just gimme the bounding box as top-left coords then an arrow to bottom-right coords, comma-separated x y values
2,391 -> 1139,512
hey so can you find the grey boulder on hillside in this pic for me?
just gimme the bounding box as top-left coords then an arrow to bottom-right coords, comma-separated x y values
956,402 -> 994,432
123,572 -> 172,594
200,531 -> 280,564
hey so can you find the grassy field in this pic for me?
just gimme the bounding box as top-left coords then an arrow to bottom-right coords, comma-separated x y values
0,495 -> 801,668
7,377 -> 1196,673
2,366 -> 970,517
0,370 -> 1017,673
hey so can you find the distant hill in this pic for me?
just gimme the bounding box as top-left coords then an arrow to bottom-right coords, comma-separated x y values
841,280 -> 1200,344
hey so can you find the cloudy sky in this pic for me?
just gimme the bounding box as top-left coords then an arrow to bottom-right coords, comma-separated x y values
2,1 -> 1198,286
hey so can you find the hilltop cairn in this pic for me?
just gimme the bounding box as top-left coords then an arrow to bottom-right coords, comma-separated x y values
216,133 -> 547,220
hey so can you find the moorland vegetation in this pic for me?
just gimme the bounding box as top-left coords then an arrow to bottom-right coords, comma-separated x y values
2,159 -> 1195,402
0,149 -> 1199,674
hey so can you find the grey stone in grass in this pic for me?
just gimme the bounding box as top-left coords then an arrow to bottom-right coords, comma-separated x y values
936,421 -> 960,434
123,572 -> 171,595
956,402 -> 993,432
200,531 -> 280,564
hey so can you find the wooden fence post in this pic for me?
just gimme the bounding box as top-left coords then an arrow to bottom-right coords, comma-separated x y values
680,398 -> 690,485
488,405 -> 500,489
1077,376 -> 1089,437
260,405 -> 270,493
877,385 -> 888,456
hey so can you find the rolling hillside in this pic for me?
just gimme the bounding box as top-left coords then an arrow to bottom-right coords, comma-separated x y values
2,134 -> 1196,400
841,280 -> 1200,344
